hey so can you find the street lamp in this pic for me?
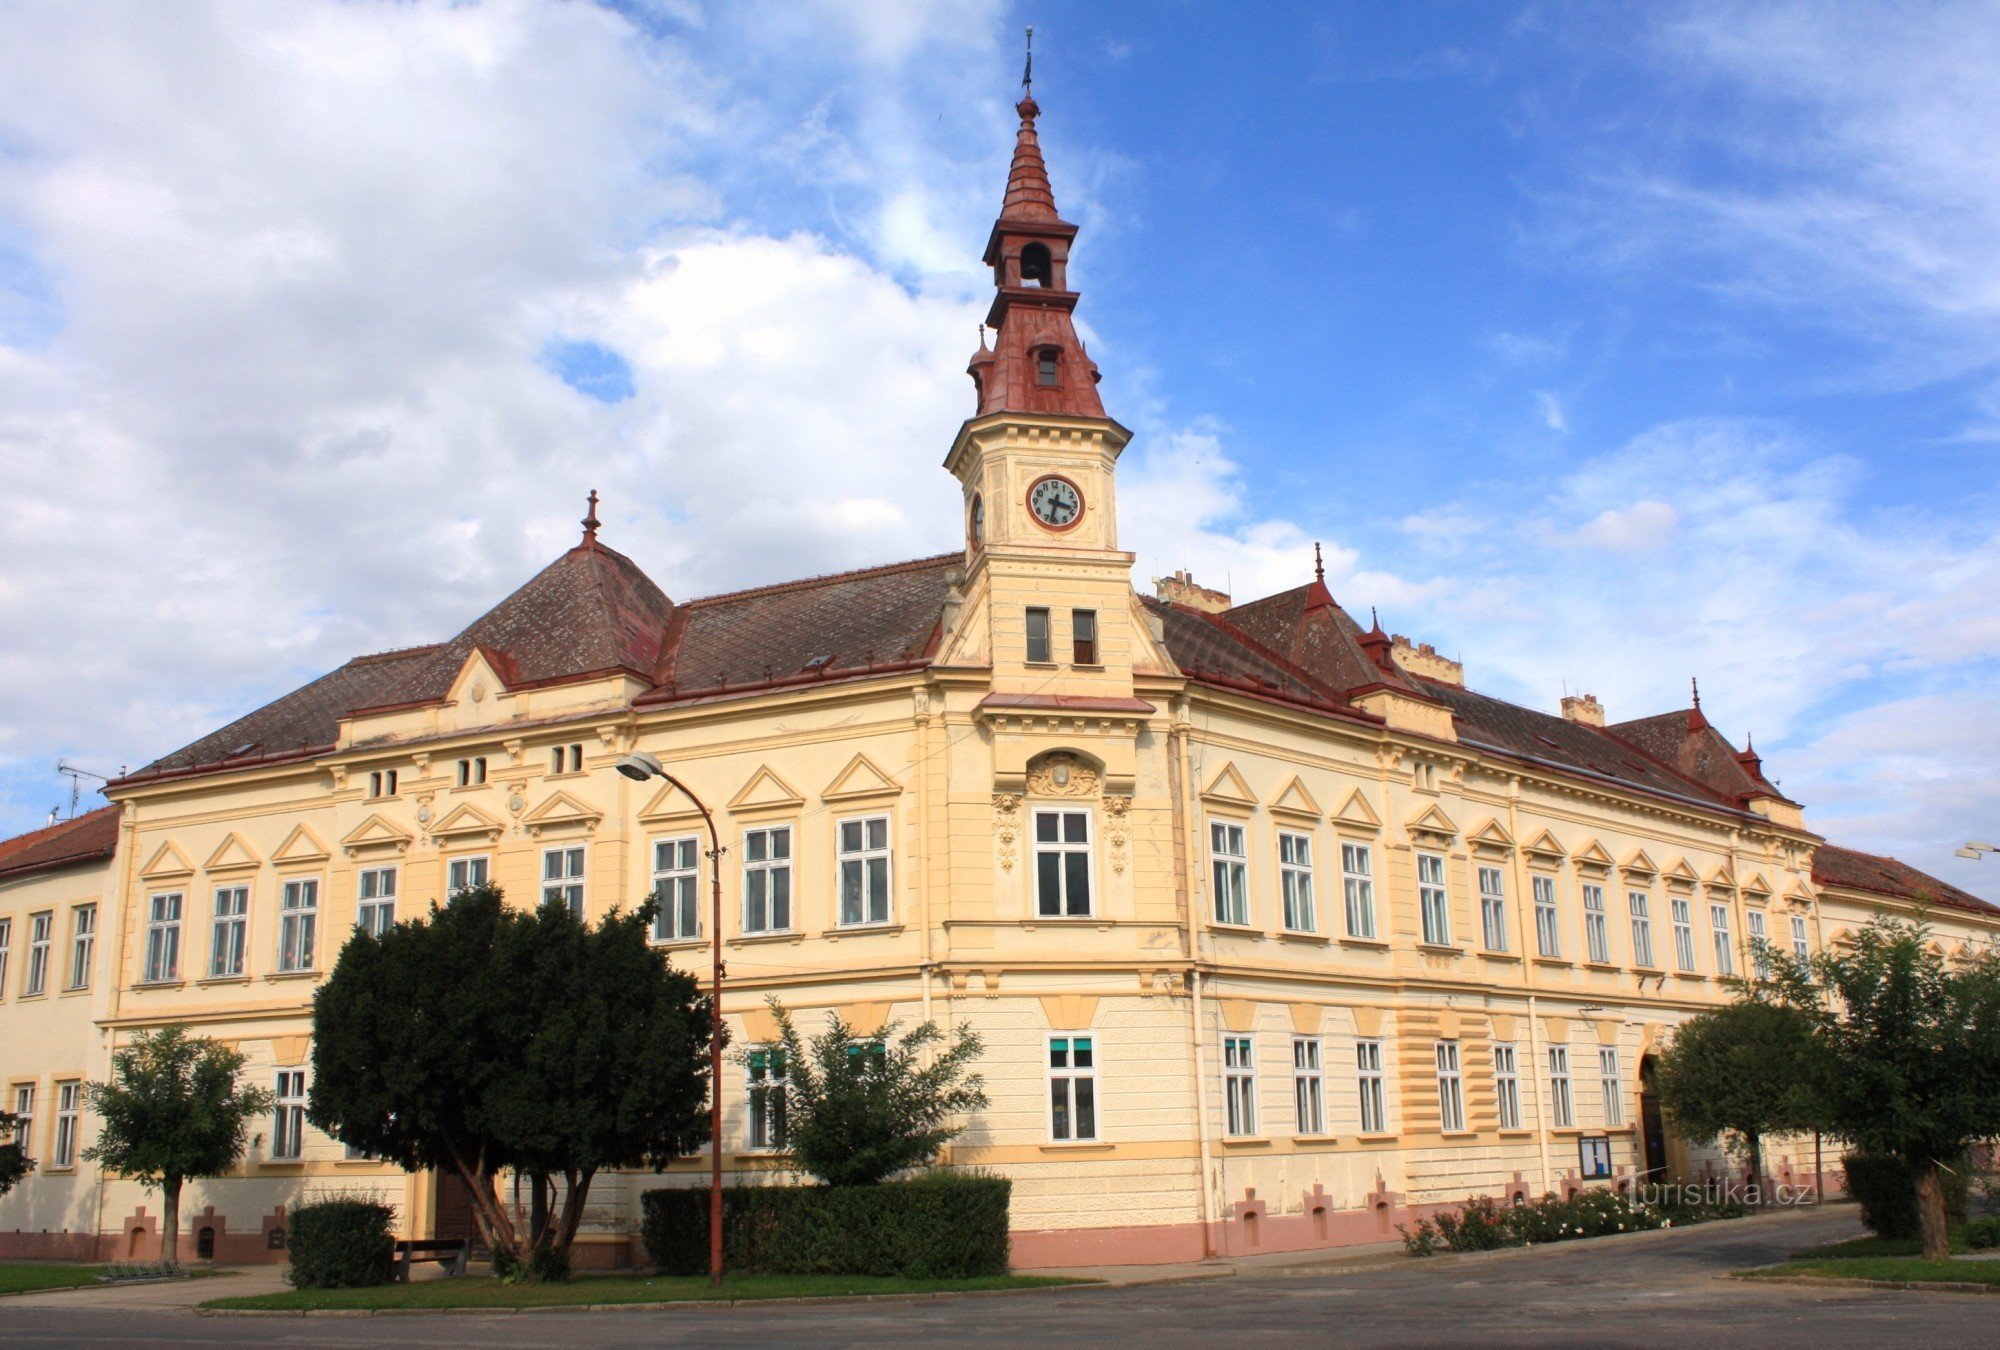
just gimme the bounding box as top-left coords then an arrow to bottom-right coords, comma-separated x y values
616,750 -> 726,1288
1959,842 -> 1997,861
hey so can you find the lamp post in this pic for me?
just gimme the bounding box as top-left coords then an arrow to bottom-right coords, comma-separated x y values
616,750 -> 726,1288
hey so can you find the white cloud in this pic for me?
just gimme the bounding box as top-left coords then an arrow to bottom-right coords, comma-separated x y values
1535,389 -> 1569,433
1572,500 -> 1677,552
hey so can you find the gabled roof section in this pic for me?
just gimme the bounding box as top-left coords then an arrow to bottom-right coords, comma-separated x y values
0,806 -> 118,881
1219,584 -> 1421,700
1606,709 -> 1794,809
1141,597 -> 1341,708
1812,844 -> 1997,917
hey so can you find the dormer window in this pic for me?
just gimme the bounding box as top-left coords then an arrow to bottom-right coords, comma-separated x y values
1020,242 -> 1053,287
1036,348 -> 1059,387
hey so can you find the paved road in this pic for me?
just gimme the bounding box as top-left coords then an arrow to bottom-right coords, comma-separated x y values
3,1208 -> 1993,1348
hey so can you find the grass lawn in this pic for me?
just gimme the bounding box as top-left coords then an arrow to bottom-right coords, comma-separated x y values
1792,1234 -> 1970,1259
0,1263 -> 111,1296
1748,1256 -> 2000,1288
203,1271 -> 1088,1312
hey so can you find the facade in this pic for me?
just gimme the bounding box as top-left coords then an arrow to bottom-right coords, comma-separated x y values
4,89 -> 1999,1270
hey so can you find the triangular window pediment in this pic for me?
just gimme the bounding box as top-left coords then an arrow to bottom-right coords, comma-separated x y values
273,824 -> 331,865
1468,818 -> 1515,856
821,753 -> 902,804
1620,848 -> 1659,877
521,790 -> 603,837
1200,762 -> 1258,808
1573,838 -> 1615,874
430,802 -> 504,842
202,833 -> 262,874
1268,776 -> 1322,820
1524,830 -> 1567,864
1405,803 -> 1458,843
341,813 -> 414,857
1332,787 -> 1382,831
140,840 -> 196,880
728,765 -> 806,814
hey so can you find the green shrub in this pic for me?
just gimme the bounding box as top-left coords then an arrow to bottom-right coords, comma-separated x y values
286,1198 -> 396,1289
1966,1216 -> 2000,1251
641,1171 -> 1010,1278
1401,1186 -> 1743,1257
492,1239 -> 572,1284
1844,1152 -> 1971,1240
1432,1195 -> 1513,1251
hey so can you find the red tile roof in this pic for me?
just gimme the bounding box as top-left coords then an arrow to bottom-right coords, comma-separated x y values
1608,709 -> 1794,808
1812,843 -> 1997,916
0,806 -> 119,881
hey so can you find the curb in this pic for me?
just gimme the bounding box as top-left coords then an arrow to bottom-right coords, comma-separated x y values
195,1280 -> 1108,1318
1733,1270 -> 2000,1296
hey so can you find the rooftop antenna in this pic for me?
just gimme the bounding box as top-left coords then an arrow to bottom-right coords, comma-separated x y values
56,760 -> 109,820
1022,25 -> 1034,96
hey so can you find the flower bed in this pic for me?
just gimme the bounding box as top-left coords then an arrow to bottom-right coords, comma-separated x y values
1400,1188 -> 1746,1256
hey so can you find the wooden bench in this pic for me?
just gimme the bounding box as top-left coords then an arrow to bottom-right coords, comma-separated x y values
392,1238 -> 469,1281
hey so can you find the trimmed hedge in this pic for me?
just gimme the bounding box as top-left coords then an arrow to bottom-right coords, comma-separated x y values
1843,1152 -> 1970,1240
286,1198 -> 397,1289
641,1172 -> 1010,1278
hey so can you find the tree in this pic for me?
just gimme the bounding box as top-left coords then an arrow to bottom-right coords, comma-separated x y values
1652,999 -> 1826,1196
82,1026 -> 273,1265
1769,915 -> 2000,1260
764,997 -> 987,1187
309,884 -> 713,1274
0,1109 -> 29,1198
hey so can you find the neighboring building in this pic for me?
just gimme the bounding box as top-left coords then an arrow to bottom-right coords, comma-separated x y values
3,87 -> 1997,1269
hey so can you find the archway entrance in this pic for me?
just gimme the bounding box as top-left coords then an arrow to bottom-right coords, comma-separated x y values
1638,1055 -> 1669,1181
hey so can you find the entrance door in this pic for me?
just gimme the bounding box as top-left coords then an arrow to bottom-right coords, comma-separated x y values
433,1171 -> 490,1256
1639,1056 -> 1668,1180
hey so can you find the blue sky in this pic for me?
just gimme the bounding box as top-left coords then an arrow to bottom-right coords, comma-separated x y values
0,1 -> 1995,896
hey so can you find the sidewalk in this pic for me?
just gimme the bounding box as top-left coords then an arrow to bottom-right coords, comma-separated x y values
1051,1239 -> 1408,1287
5,1264 -> 290,1312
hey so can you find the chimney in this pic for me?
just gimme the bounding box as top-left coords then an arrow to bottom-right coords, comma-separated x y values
1154,570 -> 1231,614
1388,634 -> 1464,687
1561,694 -> 1605,728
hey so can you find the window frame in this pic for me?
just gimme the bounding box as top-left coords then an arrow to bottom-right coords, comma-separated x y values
1582,883 -> 1610,964
24,911 -> 52,997
1747,908 -> 1771,979
1791,913 -> 1811,963
1032,807 -> 1094,919
1548,1045 -> 1574,1128
741,826 -> 795,935
836,814 -> 894,928
0,917 -> 11,999
1671,896 -> 1698,971
271,1069 -> 307,1162
1435,1039 -> 1466,1133
1493,1042 -> 1522,1130
1356,1038 -> 1386,1134
209,885 -> 250,979
1278,830 -> 1317,933
1048,1034 -> 1099,1142
1222,1034 -> 1258,1137
455,755 -> 488,788
746,1044 -> 788,1151
1532,874 -> 1560,958
366,768 -> 398,798
67,904 -> 96,991
11,1084 -> 34,1170
550,744 -> 584,776
651,835 -> 702,942
446,855 -> 490,895
278,878 -> 320,974
1340,841 -> 1376,939
1292,1035 -> 1325,1136
1071,608 -> 1099,665
1599,1047 -> 1624,1128
1710,903 -> 1735,976
143,892 -> 183,984
1627,891 -> 1656,968
1024,606 -> 1053,664
541,845 -> 586,919
356,865 -> 398,936
1417,851 -> 1451,946
1209,819 -> 1250,926
51,1080 -> 80,1170
1477,865 -> 1508,952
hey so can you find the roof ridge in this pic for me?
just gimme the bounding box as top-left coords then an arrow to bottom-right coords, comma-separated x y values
1153,597 -> 1350,705
0,803 -> 117,855
346,644 -> 443,668
685,553 -> 960,608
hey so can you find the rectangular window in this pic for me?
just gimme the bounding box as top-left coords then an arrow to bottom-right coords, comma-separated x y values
446,856 -> 489,894
1791,914 -> 1811,963
357,867 -> 398,936
1223,1035 -> 1257,1137
1418,851 -> 1451,945
367,768 -> 397,798
746,1046 -> 788,1150
1293,1036 -> 1325,1135
1533,875 -> 1560,958
1493,1042 -> 1521,1130
144,893 -> 182,983
1582,884 -> 1610,964
1711,904 -> 1735,976
1548,1045 -> 1574,1128
1356,1039 -> 1386,1133
1747,909 -> 1770,979
1034,809 -> 1093,918
1672,897 -> 1697,971
1477,866 -> 1508,952
209,887 -> 249,978
1049,1035 -> 1098,1142
1071,609 -> 1098,665
24,912 -> 51,997
12,1085 -> 33,1168
550,744 -> 583,775
1278,832 -> 1316,932
67,905 -> 96,991
542,847 -> 586,918
272,1070 -> 306,1161
278,879 -> 319,973
1025,607 -> 1052,663
743,827 -> 793,933
455,756 -> 487,787
1599,1047 -> 1623,1128
651,837 -> 700,941
1210,821 -> 1249,926
1628,892 -> 1656,968
1435,1040 -> 1465,1132
52,1081 -> 79,1169
0,918 -> 11,999
1341,843 -> 1376,939
838,815 -> 893,926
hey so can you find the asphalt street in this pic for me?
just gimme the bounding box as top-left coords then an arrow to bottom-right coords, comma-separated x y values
2,1207 -> 1993,1347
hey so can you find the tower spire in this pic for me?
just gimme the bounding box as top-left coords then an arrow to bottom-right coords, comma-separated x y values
581,488 -> 601,546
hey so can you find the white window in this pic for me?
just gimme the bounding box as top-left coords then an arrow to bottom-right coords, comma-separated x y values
278,879 -> 319,973
746,1046 -> 787,1150
1672,896 -> 1697,971
446,856 -> 489,894
1711,904 -> 1735,976
366,768 -> 397,798
1341,843 -> 1376,939
1293,1036 -> 1325,1135
542,847 -> 586,918
12,1085 -> 33,1167
838,815 -> 892,926
1582,884 -> 1610,963
1222,1035 -> 1257,1136
1628,892 -> 1656,967
272,1069 -> 306,1161
67,905 -> 95,991
1747,909 -> 1770,979
52,1081 -> 79,1169
455,756 -> 487,787
1356,1039 -> 1386,1133
0,918 -> 11,999
1025,607 -> 1052,663
144,893 -> 183,983
1435,1040 -> 1465,1132
209,887 -> 248,979
1493,1042 -> 1521,1129
1210,822 -> 1249,926
550,744 -> 583,775
1533,875 -> 1560,958
1599,1047 -> 1623,1128
1279,832 -> 1316,932
357,867 -> 398,936
651,837 -> 700,941
24,912 -> 51,996
1418,851 -> 1451,945
1049,1035 -> 1098,1141
1034,809 -> 1093,918
742,827 -> 793,933
1477,866 -> 1508,951
1791,914 -> 1811,963
1548,1045 -> 1574,1128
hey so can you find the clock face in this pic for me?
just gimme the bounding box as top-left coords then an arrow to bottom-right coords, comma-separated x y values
968,494 -> 985,548
1027,476 -> 1083,530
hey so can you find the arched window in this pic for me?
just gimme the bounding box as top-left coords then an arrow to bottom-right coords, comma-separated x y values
1036,348 -> 1059,387
1020,242 -> 1053,287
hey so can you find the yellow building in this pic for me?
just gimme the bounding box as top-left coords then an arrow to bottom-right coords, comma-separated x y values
4,90 -> 1998,1270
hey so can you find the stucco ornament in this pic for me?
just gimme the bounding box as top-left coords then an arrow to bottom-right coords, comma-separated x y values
1026,751 -> 1099,798
993,793 -> 1021,871
1105,795 -> 1132,873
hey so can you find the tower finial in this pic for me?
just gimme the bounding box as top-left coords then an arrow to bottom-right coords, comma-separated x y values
581,488 -> 601,545
1370,605 -> 1380,630
1314,541 -> 1325,584
1022,25 -> 1033,97
1691,675 -> 1701,710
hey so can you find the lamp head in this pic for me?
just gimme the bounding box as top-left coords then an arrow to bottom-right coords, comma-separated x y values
616,750 -> 665,782
1958,846 -> 1985,860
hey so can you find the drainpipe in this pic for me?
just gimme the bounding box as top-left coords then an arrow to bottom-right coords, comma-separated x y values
1169,704 -> 1217,1257
1508,781 -> 1552,1196
1526,993 -> 1552,1196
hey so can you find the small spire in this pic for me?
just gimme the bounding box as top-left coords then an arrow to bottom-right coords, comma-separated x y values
581,489 -> 601,545
1314,542 -> 1325,584
1691,676 -> 1702,710
1370,605 -> 1380,631
1022,25 -> 1033,98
